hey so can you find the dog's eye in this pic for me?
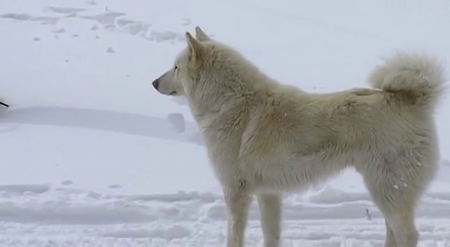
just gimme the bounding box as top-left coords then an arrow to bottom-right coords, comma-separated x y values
174,65 -> 178,70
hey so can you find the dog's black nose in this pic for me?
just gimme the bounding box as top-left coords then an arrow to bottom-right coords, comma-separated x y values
152,79 -> 159,90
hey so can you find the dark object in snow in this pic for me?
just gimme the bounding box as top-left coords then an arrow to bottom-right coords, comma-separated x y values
0,101 -> 9,107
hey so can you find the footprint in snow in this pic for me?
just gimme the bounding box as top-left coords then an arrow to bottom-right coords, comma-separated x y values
46,6 -> 86,15
108,184 -> 122,189
52,28 -> 65,33
181,18 -> 191,26
61,180 -> 74,186
85,0 -> 97,5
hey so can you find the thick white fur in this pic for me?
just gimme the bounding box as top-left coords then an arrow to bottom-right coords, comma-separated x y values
151,27 -> 447,247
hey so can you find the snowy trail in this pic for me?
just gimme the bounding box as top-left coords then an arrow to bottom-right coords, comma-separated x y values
0,106 -> 202,145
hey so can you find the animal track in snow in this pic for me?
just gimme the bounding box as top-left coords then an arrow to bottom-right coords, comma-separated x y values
181,18 -> 192,26
61,180 -> 74,186
84,0 -> 97,5
1,7 -> 187,44
52,27 -> 65,33
108,184 -> 122,189
78,12 -> 126,25
0,13 -> 59,25
145,31 -> 184,43
0,13 -> 32,21
45,7 -> 86,15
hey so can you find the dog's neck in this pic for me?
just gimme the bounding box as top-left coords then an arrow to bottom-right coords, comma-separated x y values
186,82 -> 245,125
185,71 -> 273,127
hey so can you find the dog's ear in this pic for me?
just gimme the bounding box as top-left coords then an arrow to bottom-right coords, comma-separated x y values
195,26 -> 211,42
185,32 -> 203,58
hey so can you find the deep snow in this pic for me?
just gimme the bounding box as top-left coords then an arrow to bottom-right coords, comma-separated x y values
0,0 -> 450,246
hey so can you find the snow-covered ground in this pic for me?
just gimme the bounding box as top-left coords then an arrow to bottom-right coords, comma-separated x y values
1,0 -> 450,246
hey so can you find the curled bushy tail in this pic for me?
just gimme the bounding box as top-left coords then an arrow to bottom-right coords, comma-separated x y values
368,52 -> 447,112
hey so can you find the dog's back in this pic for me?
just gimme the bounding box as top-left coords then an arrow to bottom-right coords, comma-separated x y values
241,52 -> 445,189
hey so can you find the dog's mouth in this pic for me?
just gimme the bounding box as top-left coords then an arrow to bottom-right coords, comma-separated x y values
168,91 -> 177,96
0,101 -> 9,108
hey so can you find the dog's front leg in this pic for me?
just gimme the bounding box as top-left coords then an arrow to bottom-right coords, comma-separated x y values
224,185 -> 251,247
257,193 -> 281,247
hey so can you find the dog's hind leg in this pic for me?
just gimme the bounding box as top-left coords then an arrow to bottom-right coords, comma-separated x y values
364,173 -> 419,247
385,209 -> 418,247
384,221 -> 398,247
257,193 -> 282,247
361,157 -> 434,247
224,184 -> 251,247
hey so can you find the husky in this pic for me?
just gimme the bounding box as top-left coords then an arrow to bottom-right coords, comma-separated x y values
151,26 -> 447,247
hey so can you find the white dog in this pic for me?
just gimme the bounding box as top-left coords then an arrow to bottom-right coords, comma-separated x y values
152,26 -> 447,247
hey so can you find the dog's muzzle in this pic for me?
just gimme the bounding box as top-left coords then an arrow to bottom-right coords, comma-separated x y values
152,79 -> 160,90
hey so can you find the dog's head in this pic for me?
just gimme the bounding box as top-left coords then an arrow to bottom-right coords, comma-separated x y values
151,26 -> 213,97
